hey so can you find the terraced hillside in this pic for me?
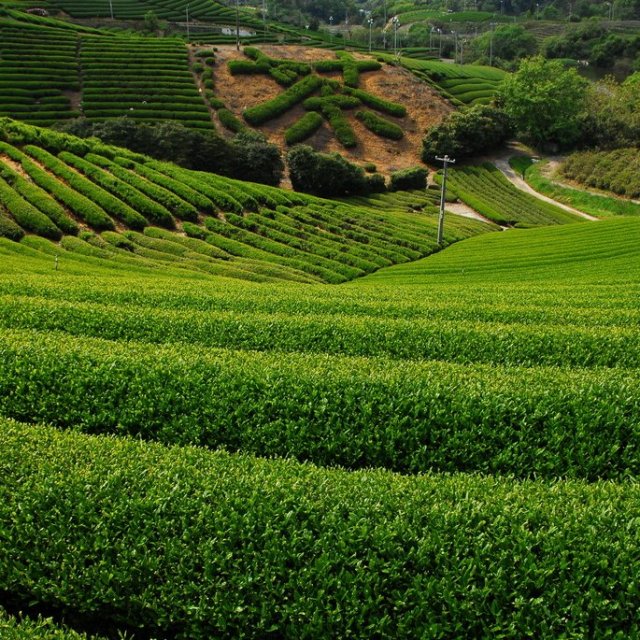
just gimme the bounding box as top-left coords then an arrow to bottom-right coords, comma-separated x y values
0,118 -> 494,282
443,162 -> 585,226
1,213 -> 640,637
0,11 -> 461,171
396,55 -> 508,105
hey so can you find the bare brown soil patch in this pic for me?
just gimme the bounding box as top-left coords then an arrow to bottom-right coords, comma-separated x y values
211,45 -> 453,178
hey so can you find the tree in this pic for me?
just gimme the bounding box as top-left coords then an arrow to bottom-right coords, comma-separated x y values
230,130 -> 284,186
499,56 -> 588,148
471,25 -> 537,67
422,104 -> 513,163
581,73 -> 640,147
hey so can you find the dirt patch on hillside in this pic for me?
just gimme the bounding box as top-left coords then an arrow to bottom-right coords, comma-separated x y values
211,45 -> 453,178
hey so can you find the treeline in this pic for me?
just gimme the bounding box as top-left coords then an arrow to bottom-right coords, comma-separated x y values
54,118 -> 284,186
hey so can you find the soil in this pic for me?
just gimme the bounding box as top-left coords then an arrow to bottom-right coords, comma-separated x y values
209,45 -> 453,178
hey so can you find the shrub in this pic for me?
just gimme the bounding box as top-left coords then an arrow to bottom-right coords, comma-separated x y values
303,95 -> 360,110
389,166 -> 428,191
287,145 -> 369,197
269,66 -> 298,86
356,110 -> 404,140
344,88 -> 407,117
228,59 -> 269,75
217,108 -> 245,133
320,103 -> 357,148
367,173 -> 387,193
243,75 -> 323,126
284,112 -> 324,145
0,210 -> 25,240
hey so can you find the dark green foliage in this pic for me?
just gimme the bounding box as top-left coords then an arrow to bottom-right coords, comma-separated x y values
500,56 -> 588,148
54,118 -> 284,186
320,103 -> 357,148
0,210 -> 24,240
303,95 -> 360,110
217,108 -> 245,133
422,104 -> 512,163
269,66 -> 298,86
389,166 -> 428,192
356,110 -> 404,140
228,59 -> 270,74
312,59 -> 344,72
366,173 -> 387,193
284,112 -> 324,145
230,130 -> 285,187
243,75 -> 323,126
287,145 -> 369,196
344,88 -> 406,117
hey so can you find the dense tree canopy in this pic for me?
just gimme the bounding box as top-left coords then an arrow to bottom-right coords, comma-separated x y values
422,104 -> 513,163
499,56 -> 588,148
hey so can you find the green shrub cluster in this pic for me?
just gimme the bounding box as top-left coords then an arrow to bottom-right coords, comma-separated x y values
288,145 -> 371,197
243,75 -> 323,126
562,148 -> 640,199
303,95 -> 360,110
344,87 -> 406,117
320,103 -> 357,148
284,112 -> 324,145
389,166 -> 428,191
217,108 -> 245,133
228,59 -> 269,75
356,110 -> 404,140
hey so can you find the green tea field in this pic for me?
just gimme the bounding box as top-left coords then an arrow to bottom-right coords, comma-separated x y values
1,135 -> 640,634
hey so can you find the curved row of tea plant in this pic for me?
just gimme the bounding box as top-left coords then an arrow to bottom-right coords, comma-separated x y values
2,417 -> 640,639
0,119 -> 489,282
442,162 -> 584,226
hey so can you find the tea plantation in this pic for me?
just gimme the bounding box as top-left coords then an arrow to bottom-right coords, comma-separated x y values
1,110 -> 640,634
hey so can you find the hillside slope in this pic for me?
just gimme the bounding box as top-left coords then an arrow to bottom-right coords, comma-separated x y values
0,117 -> 493,282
